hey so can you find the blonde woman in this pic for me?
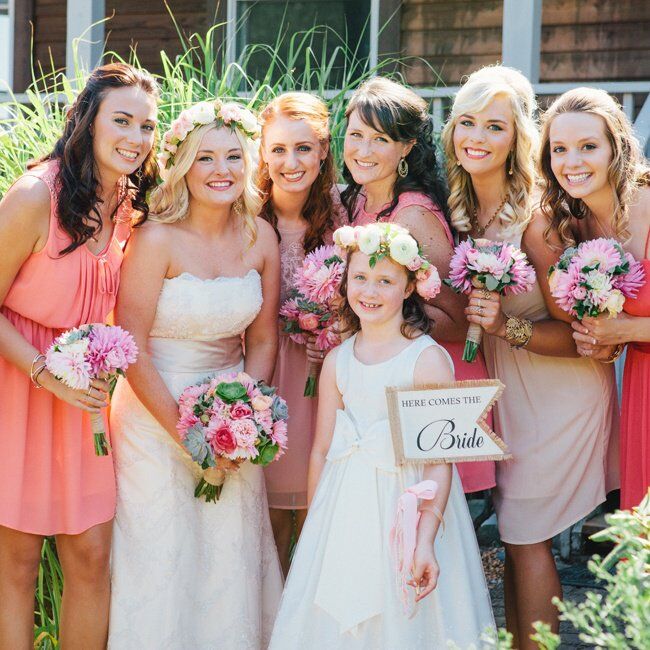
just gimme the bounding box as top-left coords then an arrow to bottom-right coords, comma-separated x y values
442,66 -> 618,648
538,88 -> 650,510
107,101 -> 282,648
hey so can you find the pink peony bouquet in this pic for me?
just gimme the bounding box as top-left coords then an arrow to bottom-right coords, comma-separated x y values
445,237 -> 537,362
548,237 -> 645,319
280,244 -> 346,397
176,372 -> 289,502
45,324 -> 138,455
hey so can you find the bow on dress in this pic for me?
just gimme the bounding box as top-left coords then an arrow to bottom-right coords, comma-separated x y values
313,409 -> 398,635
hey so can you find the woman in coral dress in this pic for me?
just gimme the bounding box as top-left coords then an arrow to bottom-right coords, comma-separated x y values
539,87 -> 650,510
0,63 -> 158,648
343,77 -> 495,494
258,93 -> 343,573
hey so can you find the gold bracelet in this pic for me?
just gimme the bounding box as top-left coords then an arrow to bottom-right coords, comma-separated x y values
602,343 -> 625,364
32,363 -> 47,389
504,314 -> 533,349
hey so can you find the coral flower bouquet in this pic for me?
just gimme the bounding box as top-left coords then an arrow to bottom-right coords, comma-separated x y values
548,237 -> 645,319
176,372 -> 288,502
280,244 -> 346,397
45,324 -> 138,455
445,237 -> 537,362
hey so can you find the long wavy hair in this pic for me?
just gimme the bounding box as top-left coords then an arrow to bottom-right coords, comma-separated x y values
148,117 -> 261,248
31,63 -> 159,256
258,92 -> 337,254
340,77 -> 449,223
441,65 -> 538,236
539,87 -> 650,247
337,250 -> 431,339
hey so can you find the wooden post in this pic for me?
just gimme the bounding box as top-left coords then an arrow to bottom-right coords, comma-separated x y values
12,0 -> 34,92
502,0 -> 542,83
66,0 -> 105,77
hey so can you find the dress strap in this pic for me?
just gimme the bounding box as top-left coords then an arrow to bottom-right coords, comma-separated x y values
644,224 -> 650,259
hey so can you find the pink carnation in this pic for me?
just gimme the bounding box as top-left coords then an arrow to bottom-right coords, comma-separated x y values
230,419 -> 259,448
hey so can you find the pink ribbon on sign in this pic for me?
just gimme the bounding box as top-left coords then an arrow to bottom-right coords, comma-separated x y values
389,479 -> 438,617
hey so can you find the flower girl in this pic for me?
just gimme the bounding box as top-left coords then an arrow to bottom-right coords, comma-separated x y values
269,223 -> 494,649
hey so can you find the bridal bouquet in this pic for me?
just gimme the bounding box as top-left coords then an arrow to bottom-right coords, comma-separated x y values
445,237 -> 536,362
548,237 -> 645,319
280,244 -> 346,397
45,324 -> 138,455
177,372 -> 289,502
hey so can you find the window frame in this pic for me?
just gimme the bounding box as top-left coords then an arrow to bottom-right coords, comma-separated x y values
0,0 -> 14,91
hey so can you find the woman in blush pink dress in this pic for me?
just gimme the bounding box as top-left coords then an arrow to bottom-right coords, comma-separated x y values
444,67 -> 618,649
0,63 -> 158,649
538,88 -> 650,510
258,93 -> 343,574
342,77 -> 495,494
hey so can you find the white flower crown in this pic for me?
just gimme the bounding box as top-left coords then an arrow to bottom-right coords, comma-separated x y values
159,100 -> 261,169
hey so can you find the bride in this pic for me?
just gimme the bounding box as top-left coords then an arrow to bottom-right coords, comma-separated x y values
108,100 -> 283,649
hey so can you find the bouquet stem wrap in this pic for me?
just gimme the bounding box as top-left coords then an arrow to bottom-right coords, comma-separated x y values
195,467 -> 226,502
90,412 -> 111,456
304,361 -> 319,397
463,322 -> 483,363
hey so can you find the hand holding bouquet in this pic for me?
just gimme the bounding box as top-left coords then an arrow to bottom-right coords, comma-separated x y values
445,237 -> 536,362
549,237 -> 645,319
280,244 -> 346,397
177,372 -> 288,502
45,324 -> 138,455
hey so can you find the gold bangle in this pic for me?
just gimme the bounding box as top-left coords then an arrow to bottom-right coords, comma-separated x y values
602,343 -> 625,364
30,353 -> 45,381
504,314 -> 533,349
32,364 -> 47,389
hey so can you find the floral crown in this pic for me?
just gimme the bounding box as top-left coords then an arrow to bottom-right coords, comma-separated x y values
159,100 -> 261,169
333,223 -> 442,300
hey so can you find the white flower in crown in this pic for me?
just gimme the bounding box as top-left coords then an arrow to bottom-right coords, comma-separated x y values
333,225 -> 356,247
191,101 -> 218,125
238,107 -> 261,136
218,102 -> 243,124
389,233 -> 419,265
357,224 -> 382,255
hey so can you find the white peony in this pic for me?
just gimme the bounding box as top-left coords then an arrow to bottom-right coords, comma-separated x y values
389,233 -> 419,265
190,101 -> 216,125
357,225 -> 382,255
334,225 -> 356,248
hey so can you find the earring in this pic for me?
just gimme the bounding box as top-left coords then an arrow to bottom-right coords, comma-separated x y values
397,158 -> 408,178
508,155 -> 514,176
135,166 -> 143,182
456,160 -> 462,167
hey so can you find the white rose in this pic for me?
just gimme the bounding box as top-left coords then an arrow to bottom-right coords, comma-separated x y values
239,108 -> 260,135
604,289 -> 625,315
191,101 -> 216,125
389,233 -> 419,265
334,225 -> 356,248
357,225 -> 382,255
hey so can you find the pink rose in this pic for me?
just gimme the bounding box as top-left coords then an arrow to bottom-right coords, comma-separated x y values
251,395 -> 273,411
298,312 -> 320,332
212,425 -> 237,455
230,403 -> 253,419
416,269 -> 442,300
407,256 -> 423,272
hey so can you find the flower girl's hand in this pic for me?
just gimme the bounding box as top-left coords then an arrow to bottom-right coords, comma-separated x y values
409,544 -> 440,602
39,370 -> 109,413
465,289 -> 506,337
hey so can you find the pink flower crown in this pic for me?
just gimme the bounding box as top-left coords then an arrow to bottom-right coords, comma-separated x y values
159,100 -> 261,169
333,223 -> 442,300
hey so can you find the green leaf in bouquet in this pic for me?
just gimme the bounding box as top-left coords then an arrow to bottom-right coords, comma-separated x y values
257,381 -> 277,397
324,255 -> 344,266
216,381 -> 249,403
252,441 -> 280,466
485,274 -> 500,291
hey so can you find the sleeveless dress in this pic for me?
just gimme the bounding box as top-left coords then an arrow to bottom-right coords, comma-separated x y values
620,230 -> 650,509
0,160 -> 133,535
481,225 -> 619,544
353,191 -> 496,493
268,334 -> 495,649
108,270 -> 283,649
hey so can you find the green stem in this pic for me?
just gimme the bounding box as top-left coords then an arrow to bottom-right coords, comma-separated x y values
462,339 -> 479,363
93,433 -> 110,456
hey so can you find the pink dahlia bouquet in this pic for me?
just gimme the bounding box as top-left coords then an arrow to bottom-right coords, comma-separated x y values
445,237 -> 536,362
45,324 -> 138,455
176,372 -> 288,502
280,244 -> 346,397
548,237 -> 645,319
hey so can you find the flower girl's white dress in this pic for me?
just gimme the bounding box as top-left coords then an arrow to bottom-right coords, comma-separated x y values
108,271 -> 283,649
269,333 -> 495,650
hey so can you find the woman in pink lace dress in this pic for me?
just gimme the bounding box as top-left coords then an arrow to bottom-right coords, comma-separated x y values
0,64 -> 158,648
258,93 -> 343,574
342,77 -> 496,494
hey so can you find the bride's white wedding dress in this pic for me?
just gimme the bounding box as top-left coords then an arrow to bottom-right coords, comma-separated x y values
108,270 -> 283,650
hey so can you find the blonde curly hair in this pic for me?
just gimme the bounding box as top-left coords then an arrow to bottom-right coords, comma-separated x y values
148,121 -> 261,247
441,65 -> 539,236
539,87 -> 650,248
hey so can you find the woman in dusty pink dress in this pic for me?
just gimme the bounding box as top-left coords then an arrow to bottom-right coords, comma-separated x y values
538,88 -> 650,510
258,93 -> 342,574
444,67 -> 618,649
0,64 -> 158,648
342,77 -> 496,494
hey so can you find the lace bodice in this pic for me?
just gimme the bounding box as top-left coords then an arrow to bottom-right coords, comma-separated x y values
149,269 -> 263,340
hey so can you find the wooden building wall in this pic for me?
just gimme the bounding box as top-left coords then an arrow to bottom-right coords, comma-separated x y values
32,0 -> 66,75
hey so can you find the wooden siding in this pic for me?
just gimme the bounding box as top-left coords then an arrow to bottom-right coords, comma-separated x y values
33,0 -> 66,75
